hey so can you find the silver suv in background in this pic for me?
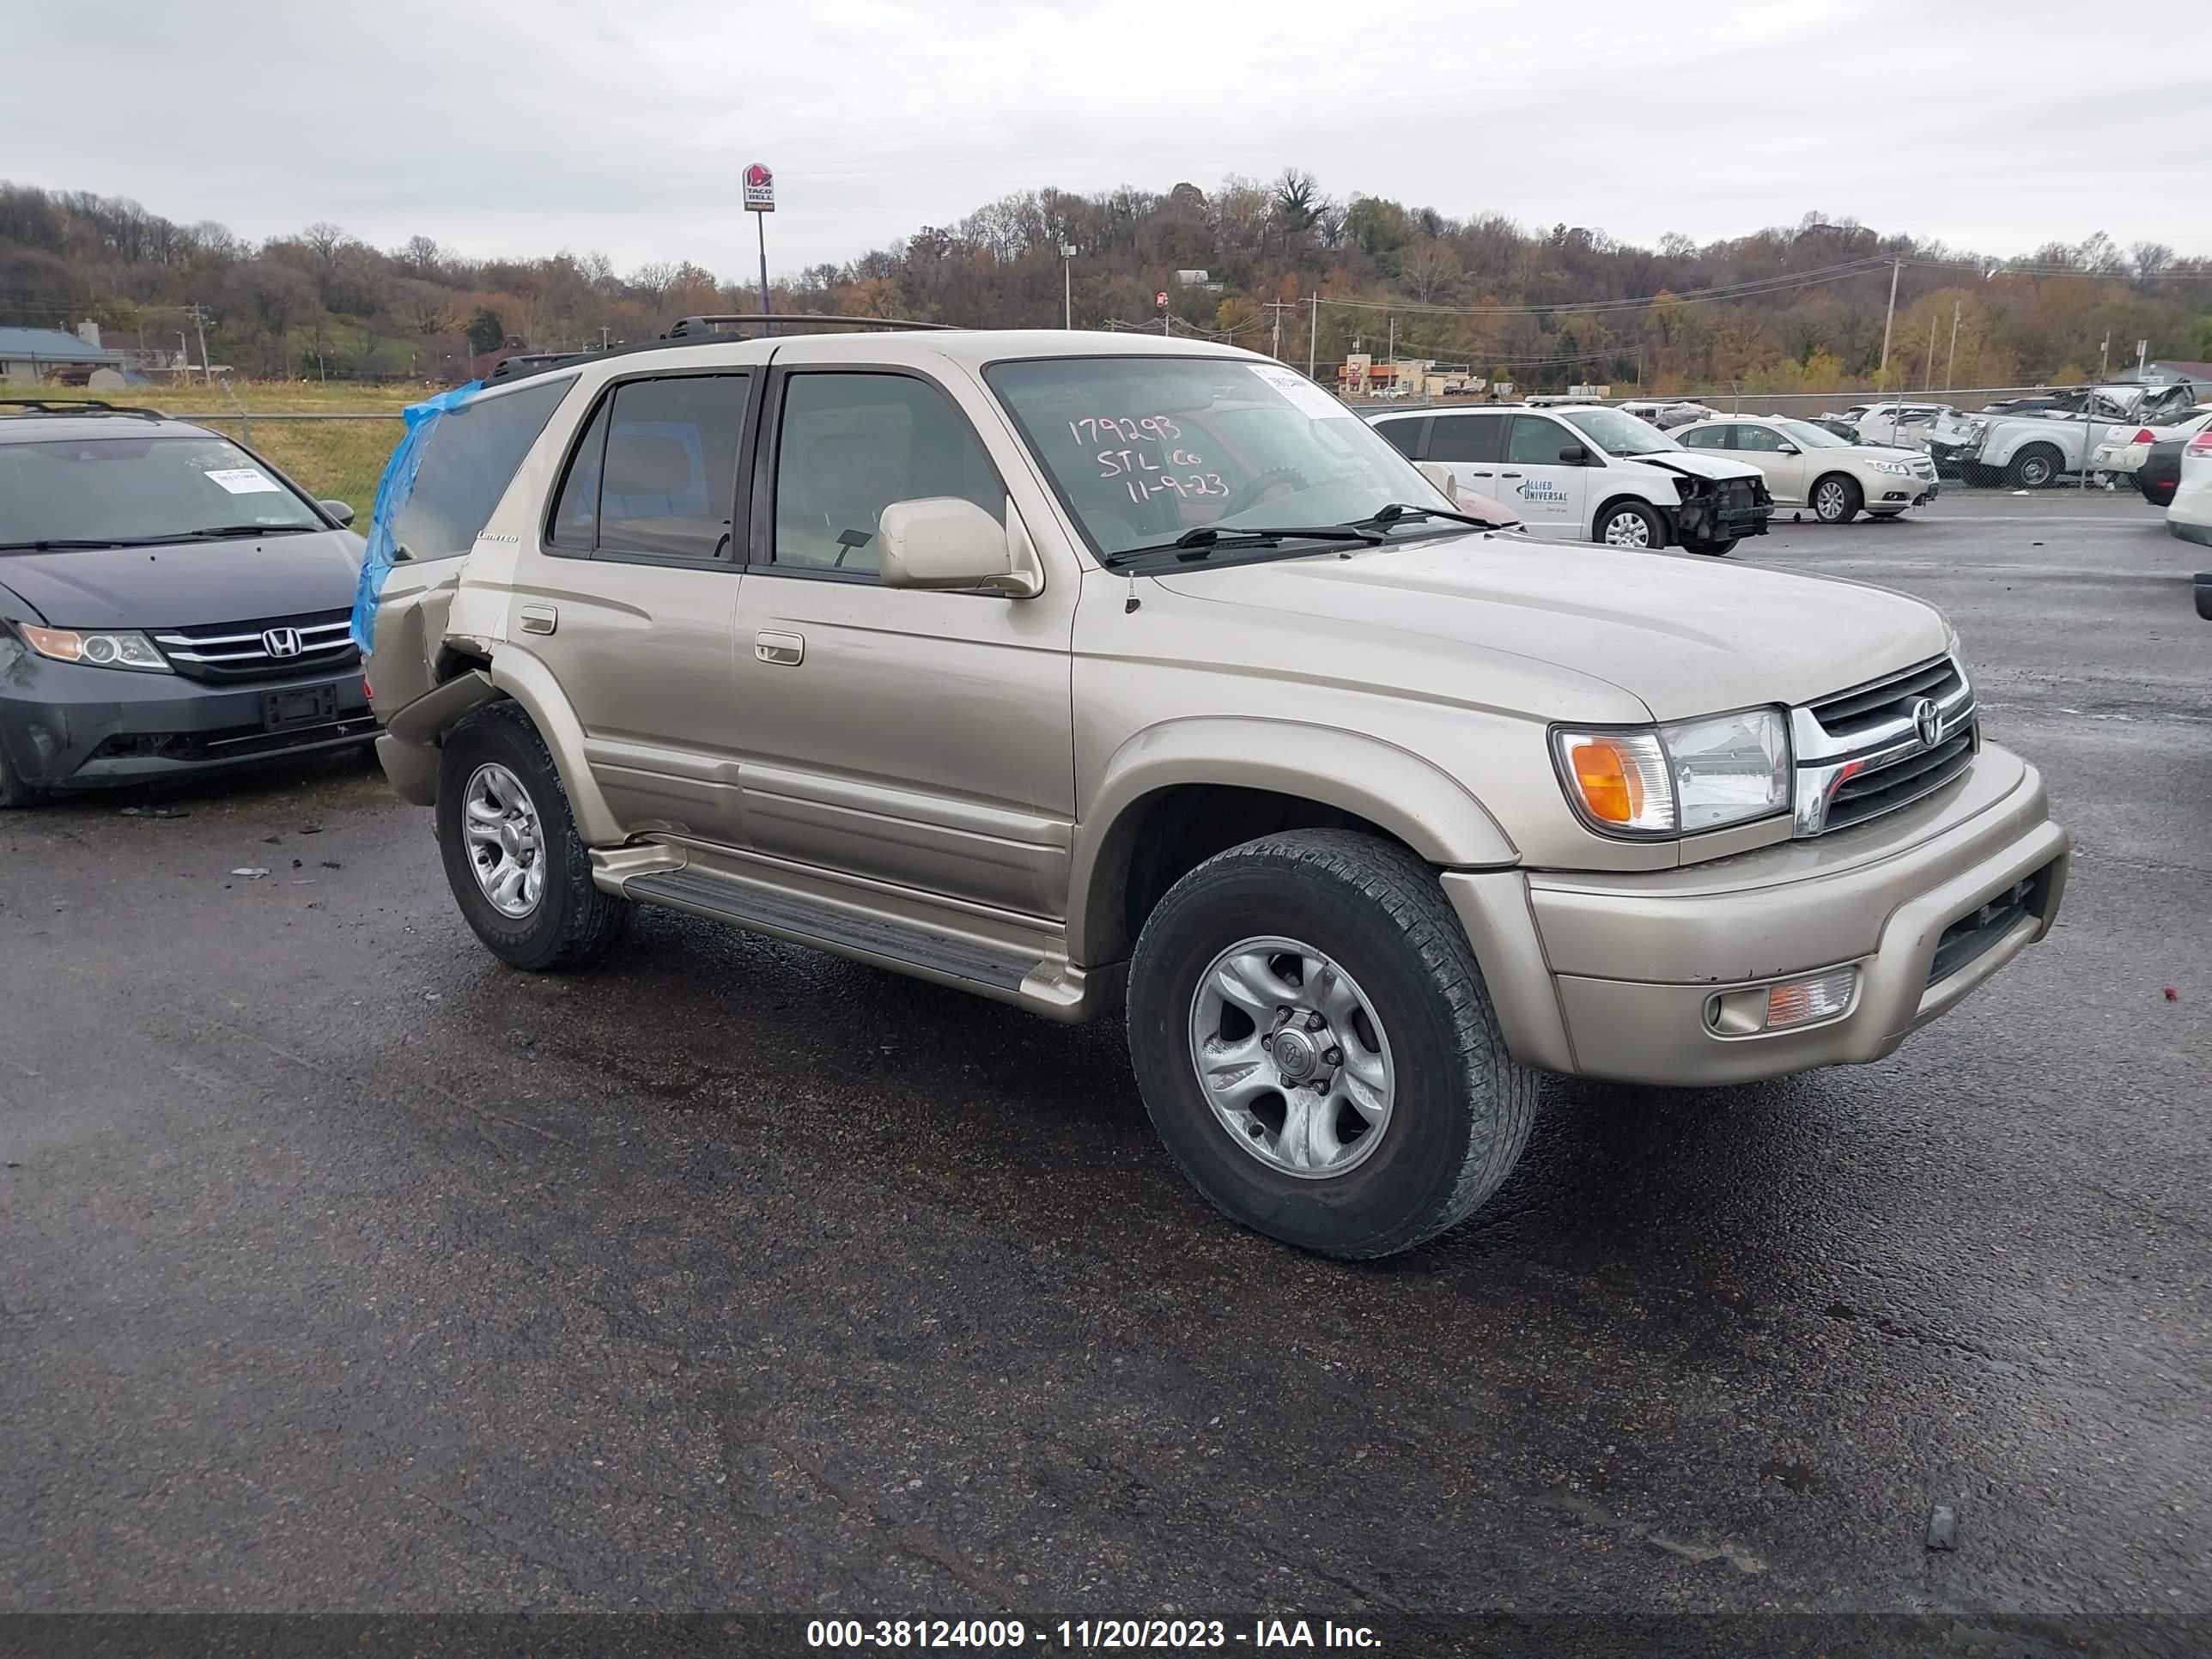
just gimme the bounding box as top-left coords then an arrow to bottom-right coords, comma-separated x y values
362,325 -> 2068,1258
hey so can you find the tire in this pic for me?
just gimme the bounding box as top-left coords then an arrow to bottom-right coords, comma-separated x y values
1812,474 -> 1862,525
1126,829 -> 1538,1260
1594,499 -> 1664,550
2006,445 -> 2063,489
1680,536 -> 1738,556
2140,483 -> 2175,508
436,699 -> 629,971
0,740 -> 42,809
1960,460 -> 2002,489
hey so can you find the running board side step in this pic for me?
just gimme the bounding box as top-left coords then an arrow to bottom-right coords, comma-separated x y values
621,867 -> 1097,1021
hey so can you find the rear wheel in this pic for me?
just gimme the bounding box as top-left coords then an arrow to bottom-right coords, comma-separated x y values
1126,829 -> 1538,1259
2006,445 -> 2063,489
1812,474 -> 1862,524
1595,499 -> 1664,550
436,700 -> 629,970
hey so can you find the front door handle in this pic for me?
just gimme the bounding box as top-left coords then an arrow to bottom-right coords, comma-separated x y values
520,604 -> 557,635
754,630 -> 805,666
1466,470 -> 1494,479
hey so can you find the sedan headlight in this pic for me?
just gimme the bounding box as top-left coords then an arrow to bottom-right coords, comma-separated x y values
1553,708 -> 1790,837
18,624 -> 173,672
1871,459 -> 1917,477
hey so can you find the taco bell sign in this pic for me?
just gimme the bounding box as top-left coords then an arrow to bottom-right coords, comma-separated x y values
743,162 -> 775,213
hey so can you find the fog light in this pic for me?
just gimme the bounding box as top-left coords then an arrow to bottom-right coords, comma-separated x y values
1707,966 -> 1858,1036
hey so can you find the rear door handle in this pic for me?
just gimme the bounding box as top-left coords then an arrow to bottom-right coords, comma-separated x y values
1499,471 -> 1522,478
520,604 -> 556,635
754,630 -> 805,666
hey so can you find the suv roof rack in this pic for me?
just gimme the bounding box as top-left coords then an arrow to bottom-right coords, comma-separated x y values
0,398 -> 167,421
478,313 -> 966,387
663,313 -> 959,338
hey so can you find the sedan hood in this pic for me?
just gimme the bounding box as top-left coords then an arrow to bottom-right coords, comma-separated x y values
1157,533 -> 1950,721
0,529 -> 365,629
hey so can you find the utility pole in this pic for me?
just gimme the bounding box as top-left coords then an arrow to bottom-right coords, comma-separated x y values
1059,243 -> 1074,329
1387,314 -> 1395,369
191,302 -> 210,385
2099,331 -> 2111,380
1878,258 -> 1900,383
1923,311 -> 1938,392
1945,300 -> 1960,392
1307,293 -> 1319,380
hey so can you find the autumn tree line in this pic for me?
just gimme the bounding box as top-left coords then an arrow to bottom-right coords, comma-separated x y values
3,172 -> 2208,394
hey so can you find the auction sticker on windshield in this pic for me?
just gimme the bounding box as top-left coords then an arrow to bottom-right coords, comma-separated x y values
203,467 -> 283,494
1249,364 -> 1351,420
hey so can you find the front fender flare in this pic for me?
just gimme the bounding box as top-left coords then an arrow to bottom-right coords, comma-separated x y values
1068,717 -> 1518,965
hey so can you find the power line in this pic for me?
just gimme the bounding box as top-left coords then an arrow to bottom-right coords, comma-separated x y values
1315,257 -> 1897,319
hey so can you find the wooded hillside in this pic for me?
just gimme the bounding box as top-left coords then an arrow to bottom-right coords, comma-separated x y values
5,173 -> 2207,393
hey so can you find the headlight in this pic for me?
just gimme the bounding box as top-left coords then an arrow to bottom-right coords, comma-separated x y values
1553,708 -> 1790,837
1871,459 -> 1916,477
18,624 -> 173,672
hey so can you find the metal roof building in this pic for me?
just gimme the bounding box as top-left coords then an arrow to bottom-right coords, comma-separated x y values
1,325 -> 126,386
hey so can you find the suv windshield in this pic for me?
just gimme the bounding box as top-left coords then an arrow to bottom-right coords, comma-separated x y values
0,433 -> 325,549
1774,418 -> 1851,449
984,356 -> 1454,562
1554,406 -> 1680,458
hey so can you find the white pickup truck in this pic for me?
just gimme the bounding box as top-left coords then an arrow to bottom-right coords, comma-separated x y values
1948,383 -> 2200,489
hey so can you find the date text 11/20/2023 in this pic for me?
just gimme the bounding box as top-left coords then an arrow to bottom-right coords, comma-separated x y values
805,1617 -> 1383,1649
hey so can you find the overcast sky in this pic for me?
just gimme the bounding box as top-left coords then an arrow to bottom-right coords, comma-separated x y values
8,0 -> 2209,280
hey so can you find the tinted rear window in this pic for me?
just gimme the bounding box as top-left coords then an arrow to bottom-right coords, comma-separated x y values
390,376 -> 572,560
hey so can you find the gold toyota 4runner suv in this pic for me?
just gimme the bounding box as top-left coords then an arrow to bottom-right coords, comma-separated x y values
363,323 -> 2069,1259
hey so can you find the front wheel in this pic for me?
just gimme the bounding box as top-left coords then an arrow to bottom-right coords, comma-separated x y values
0,742 -> 43,809
1681,536 -> 1738,556
1126,830 -> 1538,1259
1812,474 -> 1863,524
436,700 -> 629,970
1595,500 -> 1664,550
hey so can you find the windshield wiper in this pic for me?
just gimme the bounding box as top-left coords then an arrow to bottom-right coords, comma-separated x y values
183,524 -> 318,539
1103,523 -> 1383,567
0,538 -> 140,551
1349,501 -> 1512,532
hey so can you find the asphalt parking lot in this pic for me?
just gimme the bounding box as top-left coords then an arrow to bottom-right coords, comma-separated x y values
3,490 -> 2207,1649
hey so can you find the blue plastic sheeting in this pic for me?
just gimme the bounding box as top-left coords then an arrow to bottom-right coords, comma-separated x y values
348,380 -> 481,652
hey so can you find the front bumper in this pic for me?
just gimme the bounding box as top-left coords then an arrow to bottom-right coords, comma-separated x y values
0,646 -> 374,792
1443,744 -> 2068,1085
1667,489 -> 1770,544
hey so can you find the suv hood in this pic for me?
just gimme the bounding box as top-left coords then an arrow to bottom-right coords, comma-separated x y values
0,529 -> 364,629
1157,533 -> 1950,722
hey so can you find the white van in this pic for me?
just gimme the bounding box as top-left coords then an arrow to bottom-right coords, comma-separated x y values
1367,404 -> 1772,554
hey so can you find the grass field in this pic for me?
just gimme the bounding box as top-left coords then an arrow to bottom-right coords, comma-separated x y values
19,380 -> 416,522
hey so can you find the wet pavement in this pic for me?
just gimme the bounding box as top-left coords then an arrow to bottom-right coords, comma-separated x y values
2,491 -> 2207,1643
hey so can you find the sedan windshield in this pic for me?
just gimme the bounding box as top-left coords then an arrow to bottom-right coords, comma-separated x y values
0,434 -> 326,550
1774,418 -> 1851,449
1554,406 -> 1680,458
984,356 -> 1459,562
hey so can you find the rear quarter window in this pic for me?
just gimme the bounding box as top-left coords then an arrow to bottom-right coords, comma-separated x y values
390,376 -> 573,560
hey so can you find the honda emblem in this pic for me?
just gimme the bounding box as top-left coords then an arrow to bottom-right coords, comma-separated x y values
262,627 -> 304,659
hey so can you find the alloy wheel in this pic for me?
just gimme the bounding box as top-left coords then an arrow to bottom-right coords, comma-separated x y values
1188,935 -> 1395,1178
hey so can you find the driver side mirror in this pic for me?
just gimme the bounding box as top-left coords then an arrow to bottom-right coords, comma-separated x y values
1774,442 -> 1801,455
320,499 -> 356,526
878,497 -> 1042,599
1415,461 -> 1458,497
1556,443 -> 1590,465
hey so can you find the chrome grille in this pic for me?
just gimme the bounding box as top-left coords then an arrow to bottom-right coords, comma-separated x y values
151,610 -> 356,684
1791,654 -> 1977,836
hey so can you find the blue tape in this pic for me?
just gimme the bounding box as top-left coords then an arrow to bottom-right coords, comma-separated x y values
349,380 -> 483,652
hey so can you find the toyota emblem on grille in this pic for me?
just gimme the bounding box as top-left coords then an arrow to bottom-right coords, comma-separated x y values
1911,696 -> 1942,748
262,627 -> 304,659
